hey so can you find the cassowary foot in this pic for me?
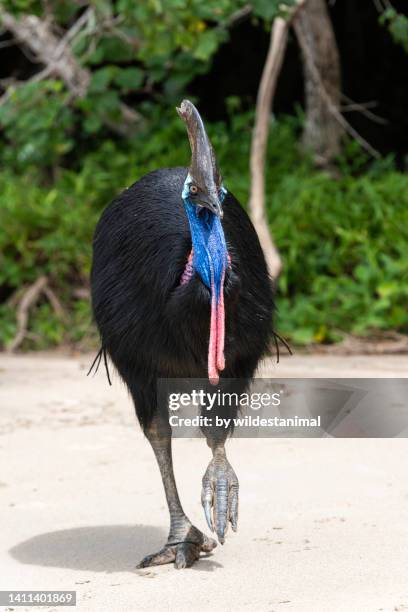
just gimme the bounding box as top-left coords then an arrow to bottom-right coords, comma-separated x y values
201,455 -> 239,544
137,525 -> 217,570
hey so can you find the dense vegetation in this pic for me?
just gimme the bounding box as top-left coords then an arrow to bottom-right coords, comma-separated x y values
1,110 -> 407,349
0,1 -> 407,350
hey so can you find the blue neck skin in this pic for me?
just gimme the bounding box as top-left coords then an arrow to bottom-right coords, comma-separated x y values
182,175 -> 228,300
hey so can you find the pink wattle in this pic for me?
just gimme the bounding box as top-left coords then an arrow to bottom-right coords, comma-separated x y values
216,268 -> 226,372
208,278 -> 219,385
208,267 -> 226,385
180,249 -> 194,285
179,249 -> 227,385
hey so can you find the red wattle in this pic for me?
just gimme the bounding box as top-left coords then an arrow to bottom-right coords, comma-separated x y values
208,277 -> 219,385
208,266 -> 226,385
216,268 -> 226,372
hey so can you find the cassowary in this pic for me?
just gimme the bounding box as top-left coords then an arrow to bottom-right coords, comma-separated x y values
91,100 -> 274,569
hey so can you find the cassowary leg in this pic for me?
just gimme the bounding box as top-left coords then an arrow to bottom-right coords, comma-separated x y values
137,415 -> 217,569
201,432 -> 239,545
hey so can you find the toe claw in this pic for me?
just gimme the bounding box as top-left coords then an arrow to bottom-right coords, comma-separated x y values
201,535 -> 217,553
175,542 -> 200,569
202,480 -> 215,532
137,546 -> 175,568
215,518 -> 226,545
215,478 -> 228,543
174,550 -> 187,569
229,482 -> 239,532
203,500 -> 214,532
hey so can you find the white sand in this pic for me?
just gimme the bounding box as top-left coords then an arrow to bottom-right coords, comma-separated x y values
1,352 -> 408,612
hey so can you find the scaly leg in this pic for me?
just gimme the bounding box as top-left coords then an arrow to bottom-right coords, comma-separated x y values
201,434 -> 239,545
137,415 -> 217,569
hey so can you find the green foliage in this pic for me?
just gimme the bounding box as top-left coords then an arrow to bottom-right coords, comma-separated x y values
1,0 -> 42,14
380,7 -> 408,53
0,81 -> 74,168
0,0 -> 243,170
0,115 -> 407,349
273,164 -> 408,344
0,1 -> 406,351
0,0 -> 295,172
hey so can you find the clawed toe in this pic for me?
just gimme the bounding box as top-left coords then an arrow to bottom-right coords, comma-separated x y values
137,546 -> 175,568
201,457 -> 239,544
137,530 -> 217,570
174,542 -> 201,569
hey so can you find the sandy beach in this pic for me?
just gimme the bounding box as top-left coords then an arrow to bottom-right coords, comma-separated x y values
1,352 -> 408,612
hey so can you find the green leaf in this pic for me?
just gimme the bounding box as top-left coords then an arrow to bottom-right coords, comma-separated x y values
252,0 -> 295,20
193,30 -> 219,61
89,67 -> 117,93
114,68 -> 144,91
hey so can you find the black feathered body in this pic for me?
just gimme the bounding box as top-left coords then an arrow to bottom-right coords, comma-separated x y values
91,167 -> 273,428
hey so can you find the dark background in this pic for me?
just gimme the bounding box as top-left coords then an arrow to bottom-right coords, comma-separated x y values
1,2 -> 406,158
192,0 -> 408,159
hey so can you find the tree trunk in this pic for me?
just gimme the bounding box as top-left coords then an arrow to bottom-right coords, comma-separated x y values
249,17 -> 289,281
294,0 -> 342,166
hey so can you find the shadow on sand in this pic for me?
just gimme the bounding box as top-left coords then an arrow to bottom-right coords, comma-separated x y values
9,524 -> 222,573
10,524 -> 165,573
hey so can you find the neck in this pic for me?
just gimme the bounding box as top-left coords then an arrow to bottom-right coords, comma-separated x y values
183,197 -> 228,385
183,203 -> 227,294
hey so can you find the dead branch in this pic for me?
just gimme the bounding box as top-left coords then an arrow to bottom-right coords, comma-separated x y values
0,9 -> 142,133
43,285 -> 68,323
249,1 -> 306,280
0,38 -> 17,49
7,276 -> 48,352
0,10 -> 90,96
226,4 -> 252,27
0,66 -> 53,106
6,277 -> 72,351
293,16 -> 381,159
73,287 -> 91,300
340,93 -> 388,125
372,0 -> 392,13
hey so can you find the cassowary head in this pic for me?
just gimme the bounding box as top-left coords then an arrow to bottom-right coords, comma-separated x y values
177,99 -> 225,219
177,100 -> 229,385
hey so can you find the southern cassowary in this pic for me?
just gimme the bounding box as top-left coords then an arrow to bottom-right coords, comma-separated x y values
90,100 -> 274,569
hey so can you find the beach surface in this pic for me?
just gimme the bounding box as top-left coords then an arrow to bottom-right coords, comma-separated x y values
1,352 -> 408,612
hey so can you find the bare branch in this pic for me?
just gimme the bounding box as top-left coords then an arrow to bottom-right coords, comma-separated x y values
226,4 -> 252,27
73,287 -> 91,300
43,286 -> 69,323
0,9 -> 143,132
372,0 -> 392,13
55,6 -> 93,57
7,276 -> 48,352
0,37 -> 17,48
0,9 -> 90,96
340,94 -> 388,125
0,66 -> 53,106
249,1 -> 306,280
6,277 -> 72,350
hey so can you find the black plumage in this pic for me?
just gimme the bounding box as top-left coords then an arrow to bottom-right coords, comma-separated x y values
91,166 -> 274,429
90,101 -> 275,568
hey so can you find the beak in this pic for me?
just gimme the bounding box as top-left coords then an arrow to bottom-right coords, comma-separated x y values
198,194 -> 223,219
177,100 -> 224,218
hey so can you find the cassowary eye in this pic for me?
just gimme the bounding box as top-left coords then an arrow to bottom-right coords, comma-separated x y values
190,185 -> 198,195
